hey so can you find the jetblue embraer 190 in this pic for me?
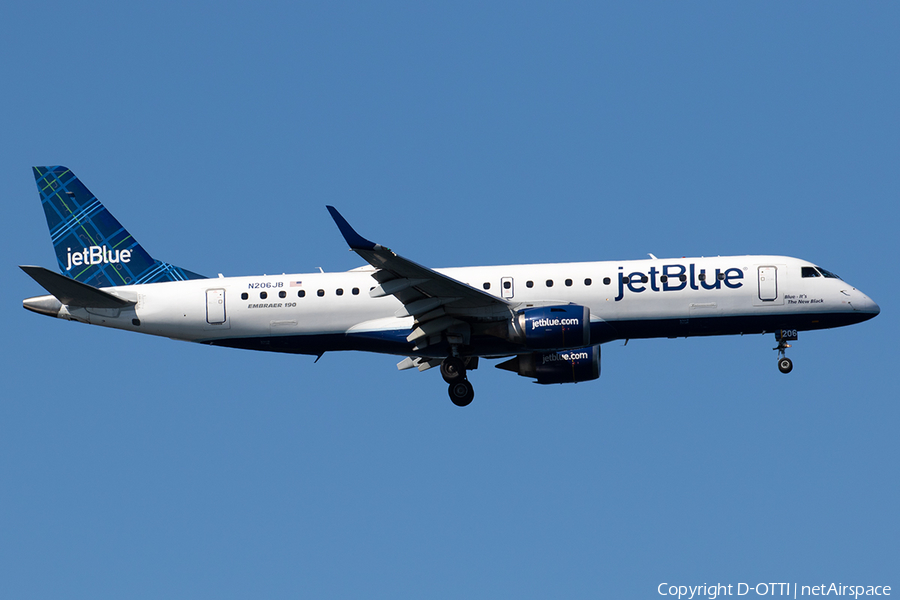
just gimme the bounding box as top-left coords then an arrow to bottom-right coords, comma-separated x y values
22,166 -> 880,406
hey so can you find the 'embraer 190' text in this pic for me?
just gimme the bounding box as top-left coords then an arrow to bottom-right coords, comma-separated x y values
66,246 -> 132,271
614,264 -> 743,301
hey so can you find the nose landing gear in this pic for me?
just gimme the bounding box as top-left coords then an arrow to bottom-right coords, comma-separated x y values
773,329 -> 797,374
777,355 -> 793,374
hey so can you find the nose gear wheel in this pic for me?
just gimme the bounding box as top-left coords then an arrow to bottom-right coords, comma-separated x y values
773,330 -> 796,374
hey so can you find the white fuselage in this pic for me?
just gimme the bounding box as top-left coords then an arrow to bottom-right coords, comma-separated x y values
45,255 -> 878,359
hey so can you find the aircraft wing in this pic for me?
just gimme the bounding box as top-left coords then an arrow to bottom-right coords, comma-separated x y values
327,206 -> 512,353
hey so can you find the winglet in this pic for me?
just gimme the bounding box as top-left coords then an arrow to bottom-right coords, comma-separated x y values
326,206 -> 377,251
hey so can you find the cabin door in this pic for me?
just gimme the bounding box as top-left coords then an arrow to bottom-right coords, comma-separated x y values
758,266 -> 778,302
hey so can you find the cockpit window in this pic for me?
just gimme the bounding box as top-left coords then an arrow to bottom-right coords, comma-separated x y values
816,267 -> 841,279
801,266 -> 820,278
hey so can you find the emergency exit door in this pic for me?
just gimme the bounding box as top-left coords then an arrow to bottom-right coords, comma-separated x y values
206,289 -> 226,324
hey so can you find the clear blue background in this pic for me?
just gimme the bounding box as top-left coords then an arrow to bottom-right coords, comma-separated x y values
2,2 -> 897,598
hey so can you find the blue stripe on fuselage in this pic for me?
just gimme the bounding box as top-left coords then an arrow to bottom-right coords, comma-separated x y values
202,310 -> 876,357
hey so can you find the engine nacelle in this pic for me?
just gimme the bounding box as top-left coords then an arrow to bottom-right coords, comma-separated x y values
496,345 -> 601,385
511,305 -> 591,350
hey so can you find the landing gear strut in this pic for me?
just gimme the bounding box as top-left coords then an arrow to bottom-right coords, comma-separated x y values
443,356 -> 474,406
773,329 -> 797,374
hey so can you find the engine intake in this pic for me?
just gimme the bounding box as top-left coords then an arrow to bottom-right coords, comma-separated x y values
512,305 -> 591,350
496,345 -> 601,384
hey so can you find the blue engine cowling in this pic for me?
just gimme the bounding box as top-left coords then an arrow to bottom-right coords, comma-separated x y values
514,305 -> 591,350
496,345 -> 601,384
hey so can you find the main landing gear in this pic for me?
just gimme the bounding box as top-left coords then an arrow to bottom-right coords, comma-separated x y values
773,329 -> 797,374
442,356 -> 474,407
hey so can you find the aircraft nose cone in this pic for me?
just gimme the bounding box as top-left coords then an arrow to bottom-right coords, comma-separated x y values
861,293 -> 880,317
868,297 -> 880,316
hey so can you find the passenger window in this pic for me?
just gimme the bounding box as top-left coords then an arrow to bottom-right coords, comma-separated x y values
802,266 -> 821,278
336,288 -> 343,296
679,274 -> 687,282
260,291 -> 268,299
698,273 -> 706,282
584,278 -> 592,286
298,290 -> 305,298
526,281 -> 534,288
565,279 -> 573,287
603,277 -> 611,285
717,273 -> 725,281
279,291 -> 286,298
660,275 -> 668,283
622,277 -> 630,284
641,276 -> 648,283
483,282 -> 490,290
352,288 -> 359,295
317,289 -> 325,297
241,292 -> 249,300
546,280 -> 554,287
503,281 -> 511,289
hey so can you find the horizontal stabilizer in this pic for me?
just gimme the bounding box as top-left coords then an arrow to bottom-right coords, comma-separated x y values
20,265 -> 135,308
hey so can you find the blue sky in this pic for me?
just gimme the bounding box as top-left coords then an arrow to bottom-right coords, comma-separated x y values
2,2 -> 897,598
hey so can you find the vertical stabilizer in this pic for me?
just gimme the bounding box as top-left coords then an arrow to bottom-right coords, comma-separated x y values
33,166 -> 205,287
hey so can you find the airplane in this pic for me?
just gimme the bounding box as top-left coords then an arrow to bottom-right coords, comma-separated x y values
22,166 -> 880,406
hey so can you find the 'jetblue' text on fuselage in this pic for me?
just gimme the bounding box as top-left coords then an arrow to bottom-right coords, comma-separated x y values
615,264 -> 743,301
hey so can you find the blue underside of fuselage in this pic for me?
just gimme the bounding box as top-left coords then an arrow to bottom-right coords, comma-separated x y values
203,310 -> 876,358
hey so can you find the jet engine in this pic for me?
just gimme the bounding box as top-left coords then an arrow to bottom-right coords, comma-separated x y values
496,344 -> 600,384
510,305 -> 591,350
